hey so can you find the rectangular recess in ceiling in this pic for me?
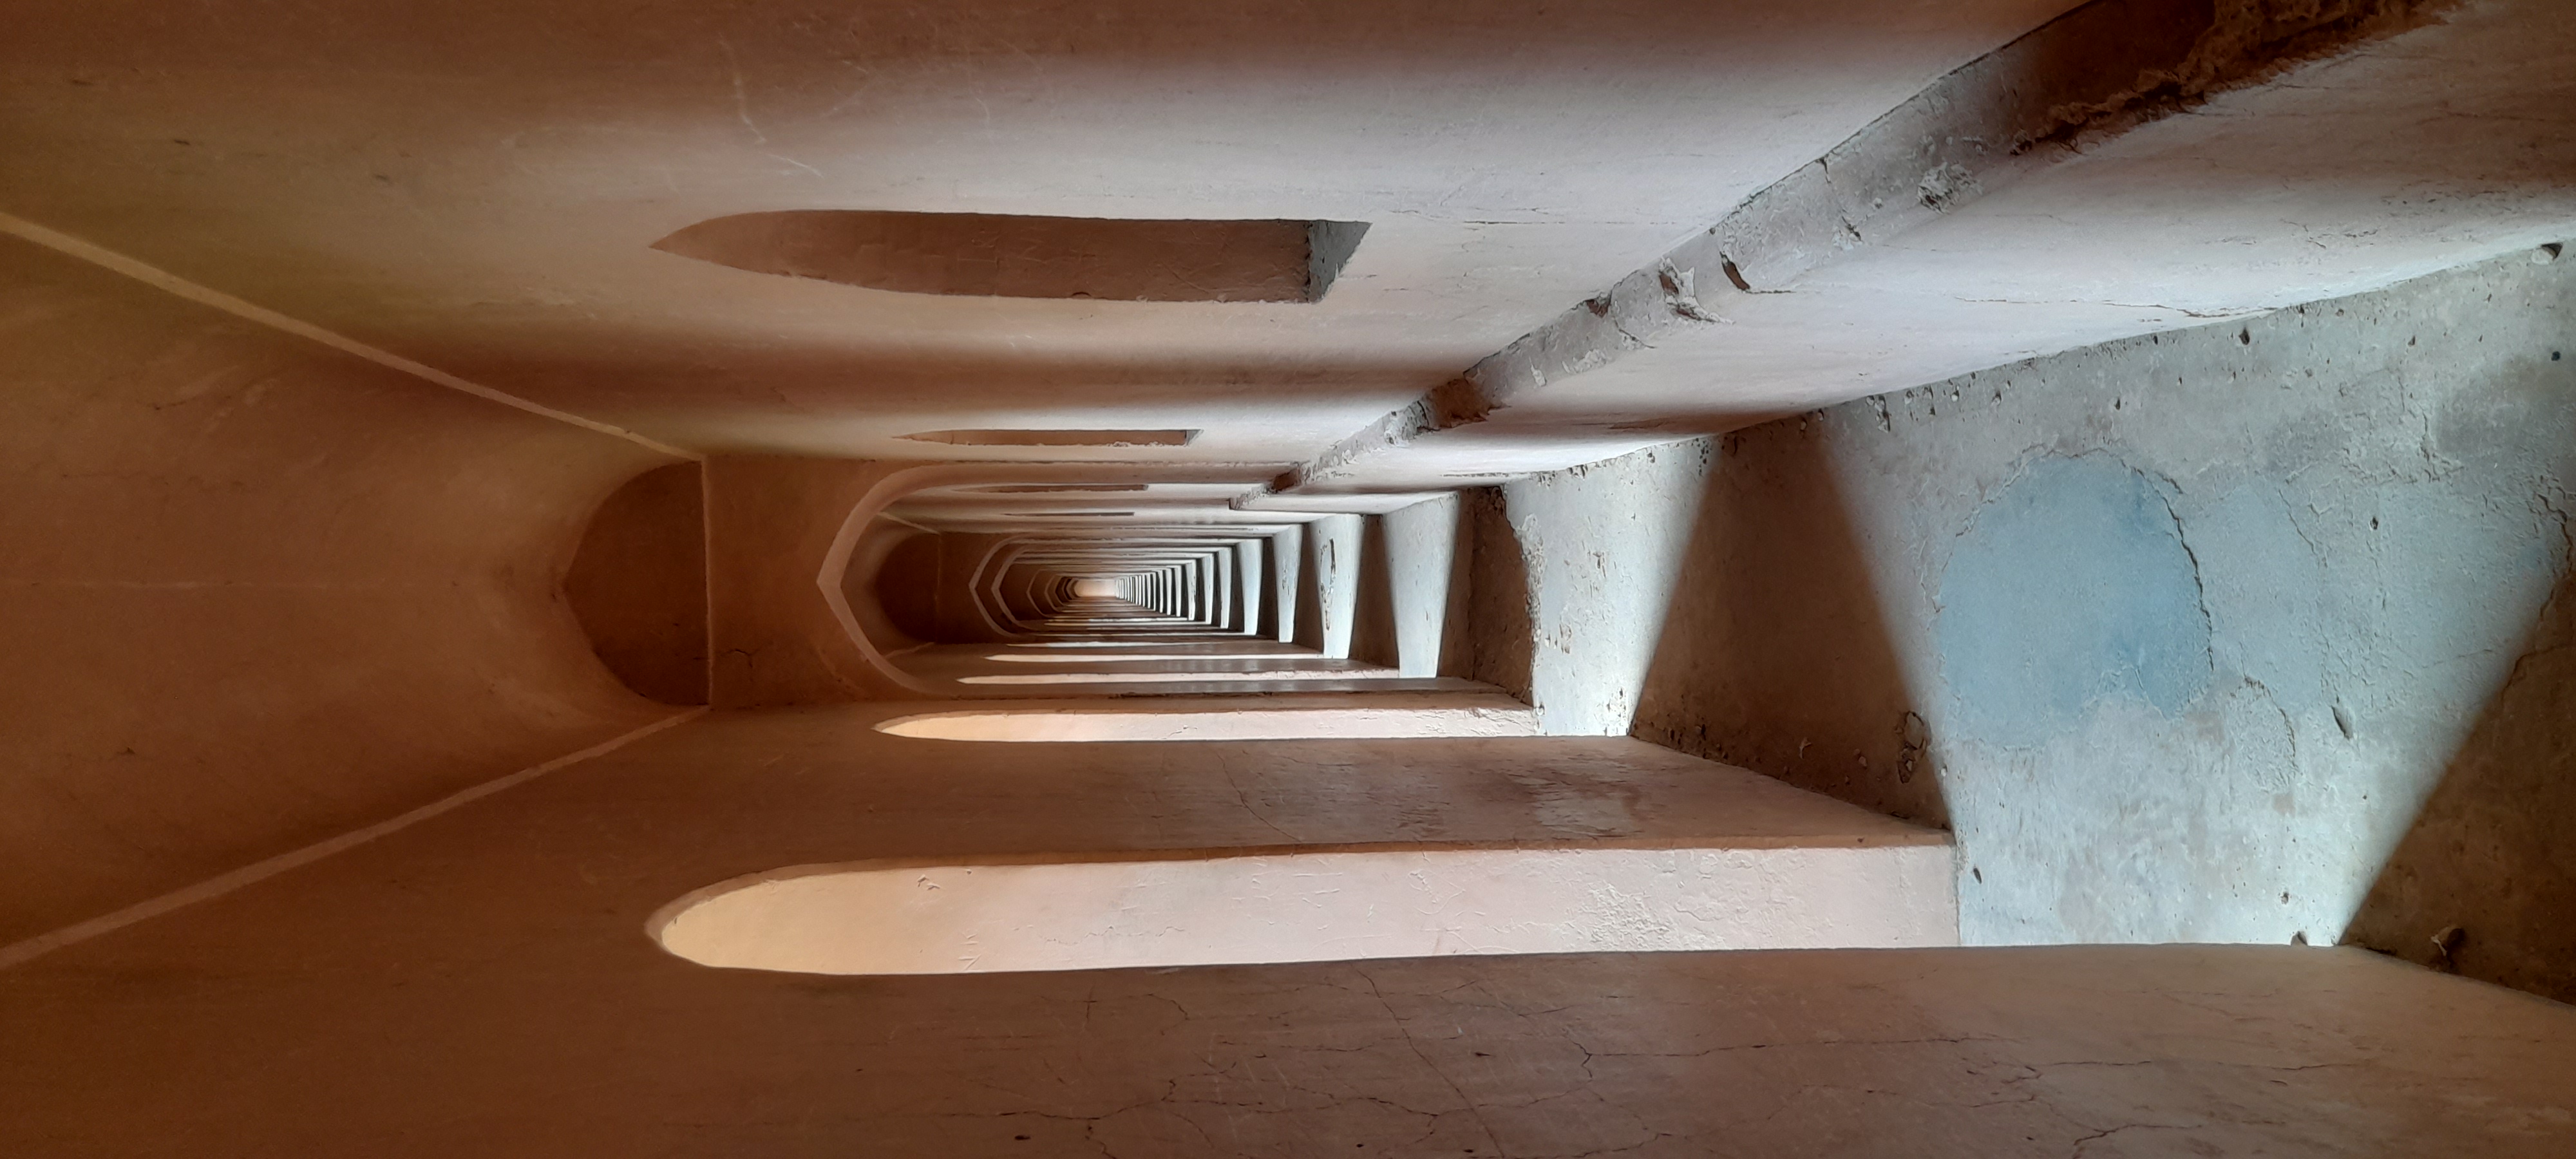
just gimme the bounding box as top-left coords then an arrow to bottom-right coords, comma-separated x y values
961,484 -> 1151,493
902,429 -> 1198,448
654,211 -> 1369,303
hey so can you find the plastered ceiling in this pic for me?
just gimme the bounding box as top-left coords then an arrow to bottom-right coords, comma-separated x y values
5,0 -> 2571,533
0,0 -> 2081,467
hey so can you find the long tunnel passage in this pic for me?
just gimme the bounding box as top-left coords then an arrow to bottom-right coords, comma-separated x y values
5,0 -> 2576,1153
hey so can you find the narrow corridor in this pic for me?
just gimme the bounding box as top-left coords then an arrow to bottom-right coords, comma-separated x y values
5,0 -> 2575,1153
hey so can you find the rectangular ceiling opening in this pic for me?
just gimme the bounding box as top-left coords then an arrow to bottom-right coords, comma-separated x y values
901,429 -> 1199,448
654,211 -> 1368,303
960,484 -> 1152,494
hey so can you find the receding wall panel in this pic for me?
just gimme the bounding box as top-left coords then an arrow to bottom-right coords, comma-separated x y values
0,233 -> 677,945
1382,494 -> 1470,679
1350,515 -> 1400,670
1303,514 -> 1363,659
867,528 -> 943,642
1619,249 -> 2576,982
1459,489 -> 1534,699
1265,527 -> 1300,643
564,462 -> 708,706
704,455 -> 914,706
1492,444 -> 1712,737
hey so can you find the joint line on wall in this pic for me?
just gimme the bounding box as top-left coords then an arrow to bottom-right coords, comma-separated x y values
0,707 -> 708,972
0,212 -> 699,461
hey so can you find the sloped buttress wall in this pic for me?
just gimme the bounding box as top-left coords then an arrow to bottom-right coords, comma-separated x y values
0,234 -> 681,947
1620,247 -> 2575,994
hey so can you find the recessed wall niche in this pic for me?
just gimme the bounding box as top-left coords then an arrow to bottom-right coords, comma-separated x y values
652,211 -> 1368,303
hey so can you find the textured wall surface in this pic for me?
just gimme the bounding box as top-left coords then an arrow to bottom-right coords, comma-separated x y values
1267,527 -> 1300,643
0,234 -> 676,945
1460,489 -> 1535,699
1291,527 -> 1327,649
2344,549 -> 2576,999
931,532 -> 1018,642
1616,430 -> 1947,826
1306,514 -> 1363,660
1627,248 -> 2575,963
1352,516 -> 1401,669
1497,445 -> 1710,735
1234,540 -> 1265,639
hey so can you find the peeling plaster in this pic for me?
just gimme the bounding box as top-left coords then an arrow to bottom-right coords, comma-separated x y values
1611,247 -> 2575,950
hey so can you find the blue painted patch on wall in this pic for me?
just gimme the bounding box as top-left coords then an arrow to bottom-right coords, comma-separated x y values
1937,453 -> 2213,747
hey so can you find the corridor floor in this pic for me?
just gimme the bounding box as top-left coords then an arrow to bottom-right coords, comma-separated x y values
5,704 -> 2574,1156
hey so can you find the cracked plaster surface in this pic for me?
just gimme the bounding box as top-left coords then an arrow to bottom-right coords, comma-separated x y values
1605,238 -> 2575,950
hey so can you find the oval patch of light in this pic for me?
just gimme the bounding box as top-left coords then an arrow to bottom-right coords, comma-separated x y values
650,845 -> 1956,975
954,668 -> 1397,685
873,706 -> 1537,742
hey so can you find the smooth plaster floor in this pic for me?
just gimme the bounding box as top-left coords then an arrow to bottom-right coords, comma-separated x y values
5,705 -> 2575,1156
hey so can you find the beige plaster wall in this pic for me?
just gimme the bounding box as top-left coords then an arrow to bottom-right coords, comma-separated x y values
704,455 -> 915,706
0,233 -> 678,946
563,462 -> 708,706
936,532 -> 1019,642
837,521 -> 931,655
2344,554 -> 2576,999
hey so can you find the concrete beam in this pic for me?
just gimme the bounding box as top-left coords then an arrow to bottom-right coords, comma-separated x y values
1276,0 -> 2573,498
